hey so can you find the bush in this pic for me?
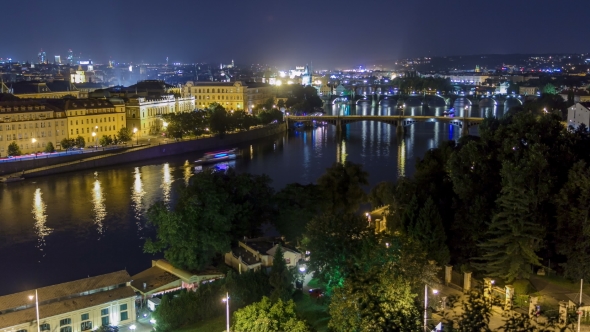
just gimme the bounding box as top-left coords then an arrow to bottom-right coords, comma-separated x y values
513,279 -> 536,295
44,142 -> 55,153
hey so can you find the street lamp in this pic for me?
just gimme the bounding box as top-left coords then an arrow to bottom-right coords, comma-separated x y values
133,128 -> 138,145
92,132 -> 97,149
28,290 -> 40,332
222,293 -> 230,332
424,285 -> 438,332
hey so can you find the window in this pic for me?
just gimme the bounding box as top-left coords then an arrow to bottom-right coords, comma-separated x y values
81,321 -> 92,331
101,316 -> 110,326
40,324 -> 50,331
60,327 -> 72,332
120,311 -> 128,321
101,308 -> 109,316
60,318 -> 71,326
16,329 -> 27,332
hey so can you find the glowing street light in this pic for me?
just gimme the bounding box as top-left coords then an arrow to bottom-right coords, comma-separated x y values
133,127 -> 138,145
424,285 -> 438,332
92,132 -> 97,149
28,290 -> 40,332
222,293 -> 230,332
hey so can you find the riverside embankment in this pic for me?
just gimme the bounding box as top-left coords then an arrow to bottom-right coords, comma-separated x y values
7,124 -> 286,178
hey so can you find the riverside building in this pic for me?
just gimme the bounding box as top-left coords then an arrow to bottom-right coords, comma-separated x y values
0,271 -> 136,332
181,81 -> 274,114
0,100 -> 67,156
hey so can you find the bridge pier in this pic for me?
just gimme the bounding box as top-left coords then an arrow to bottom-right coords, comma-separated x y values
396,121 -> 405,136
461,121 -> 470,137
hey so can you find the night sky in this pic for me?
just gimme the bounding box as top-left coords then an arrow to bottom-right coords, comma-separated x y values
1,0 -> 589,68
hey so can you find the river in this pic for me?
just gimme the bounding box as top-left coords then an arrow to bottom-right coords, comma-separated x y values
0,102 -> 499,295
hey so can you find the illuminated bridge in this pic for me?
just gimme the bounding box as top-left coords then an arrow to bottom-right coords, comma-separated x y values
285,114 -> 485,136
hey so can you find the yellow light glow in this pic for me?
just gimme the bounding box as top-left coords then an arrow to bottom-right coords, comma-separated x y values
32,188 -> 52,250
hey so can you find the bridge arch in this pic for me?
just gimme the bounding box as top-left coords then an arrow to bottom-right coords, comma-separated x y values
504,97 -> 523,109
479,98 -> 498,108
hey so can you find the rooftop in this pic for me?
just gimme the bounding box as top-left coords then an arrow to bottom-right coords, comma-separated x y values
130,266 -> 178,294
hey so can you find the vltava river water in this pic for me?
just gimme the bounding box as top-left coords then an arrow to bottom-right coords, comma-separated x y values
0,102 -> 498,295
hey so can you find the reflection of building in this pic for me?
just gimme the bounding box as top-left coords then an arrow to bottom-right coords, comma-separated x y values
225,237 -> 302,274
567,103 -> 590,130
130,259 -> 224,300
0,271 -> 136,332
125,95 -> 195,136
182,81 -> 274,114
0,100 -> 67,155
45,99 -> 126,145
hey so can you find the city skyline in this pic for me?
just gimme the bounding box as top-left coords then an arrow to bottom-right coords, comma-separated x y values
1,0 -> 589,68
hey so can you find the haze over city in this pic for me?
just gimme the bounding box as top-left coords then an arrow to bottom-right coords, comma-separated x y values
2,0 -> 590,67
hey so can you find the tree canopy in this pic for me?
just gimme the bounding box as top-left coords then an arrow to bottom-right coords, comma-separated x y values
232,297 -> 310,332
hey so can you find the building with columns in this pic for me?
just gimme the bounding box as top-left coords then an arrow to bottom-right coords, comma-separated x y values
124,95 -> 195,137
0,271 -> 136,332
182,81 -> 274,114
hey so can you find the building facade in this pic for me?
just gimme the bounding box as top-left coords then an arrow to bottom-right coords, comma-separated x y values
125,95 -> 195,137
0,271 -> 136,332
225,238 -> 302,274
0,100 -> 67,156
567,102 -> 590,130
1,81 -> 80,99
182,81 -> 274,114
45,99 -> 126,146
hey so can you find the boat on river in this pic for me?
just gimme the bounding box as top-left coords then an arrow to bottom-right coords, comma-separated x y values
194,148 -> 239,166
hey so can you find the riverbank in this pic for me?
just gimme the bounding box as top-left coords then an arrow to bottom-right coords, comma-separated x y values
8,124 -> 286,179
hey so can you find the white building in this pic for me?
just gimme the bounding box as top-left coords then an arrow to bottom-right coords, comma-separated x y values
225,237 -> 302,274
0,271 -> 136,332
567,103 -> 590,130
125,95 -> 195,136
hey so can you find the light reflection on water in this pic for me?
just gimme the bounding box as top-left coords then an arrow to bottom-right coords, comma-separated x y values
131,167 -> 145,222
92,174 -> 106,235
162,163 -> 173,206
32,188 -> 52,253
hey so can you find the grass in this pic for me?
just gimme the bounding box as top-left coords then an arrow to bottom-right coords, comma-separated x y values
174,315 -> 226,332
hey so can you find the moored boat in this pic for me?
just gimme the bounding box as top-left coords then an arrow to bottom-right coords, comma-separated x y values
194,148 -> 239,165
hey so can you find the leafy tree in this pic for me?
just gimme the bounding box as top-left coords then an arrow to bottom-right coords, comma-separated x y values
223,269 -> 271,309
410,197 -> 450,266
44,142 -> 55,153
556,161 -> 590,280
117,127 -> 132,143
329,271 -> 422,332
542,83 -> 556,95
232,297 -> 310,332
209,103 -> 228,135
274,183 -> 325,243
277,99 -> 286,109
441,290 -> 496,332
75,135 -> 85,148
317,161 -> 369,214
7,141 -> 21,156
60,138 -> 75,150
368,181 -> 396,208
303,212 -> 369,290
99,135 -> 112,146
144,169 -> 274,270
269,245 -> 293,302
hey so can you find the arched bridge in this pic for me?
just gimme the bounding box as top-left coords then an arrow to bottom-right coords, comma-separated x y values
285,115 -> 485,136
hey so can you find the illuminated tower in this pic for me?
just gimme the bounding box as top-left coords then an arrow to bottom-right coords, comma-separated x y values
38,49 -> 47,64
67,49 -> 74,65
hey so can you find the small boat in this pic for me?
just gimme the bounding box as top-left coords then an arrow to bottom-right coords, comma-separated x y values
194,148 -> 238,165
0,175 -> 24,183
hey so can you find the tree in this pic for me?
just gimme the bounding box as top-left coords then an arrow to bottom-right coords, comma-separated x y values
329,271 -> 422,332
44,142 -> 55,153
277,99 -> 286,109
274,183 -> 325,243
232,297 -> 310,332
368,181 -> 396,208
556,161 -> 590,280
542,83 -> 556,95
303,212 -> 371,290
7,142 -> 21,156
144,169 -> 274,270
117,127 -> 132,143
317,161 -> 369,213
209,103 -> 228,135
269,245 -> 293,302
75,135 -> 85,148
410,197 -> 450,266
60,138 -> 75,150
99,135 -> 113,146
474,163 -> 544,283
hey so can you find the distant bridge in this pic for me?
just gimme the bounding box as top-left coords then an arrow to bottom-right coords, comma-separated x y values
285,115 -> 485,136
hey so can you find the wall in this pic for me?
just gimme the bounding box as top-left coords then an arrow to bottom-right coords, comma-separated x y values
21,124 -> 286,178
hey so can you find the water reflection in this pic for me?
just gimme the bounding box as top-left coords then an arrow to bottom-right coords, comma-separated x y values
183,161 -> 192,186
131,167 -> 145,221
32,188 -> 52,251
397,139 -> 406,177
162,163 -> 173,205
91,173 -> 106,235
